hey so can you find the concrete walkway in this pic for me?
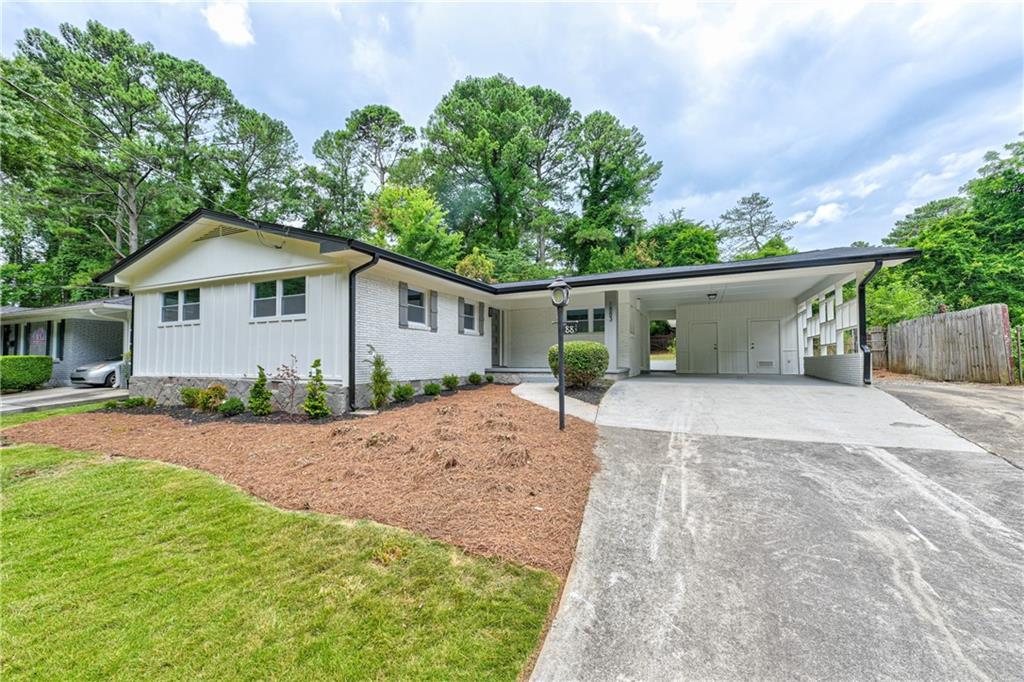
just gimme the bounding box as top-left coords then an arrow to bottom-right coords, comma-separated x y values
0,386 -> 127,415
531,374 -> 1023,681
512,381 -> 598,423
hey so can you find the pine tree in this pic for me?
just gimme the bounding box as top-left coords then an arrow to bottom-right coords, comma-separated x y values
302,359 -> 331,419
248,365 -> 273,416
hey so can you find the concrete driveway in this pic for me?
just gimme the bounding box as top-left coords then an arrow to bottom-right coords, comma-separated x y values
532,375 -> 1023,681
0,386 -> 126,415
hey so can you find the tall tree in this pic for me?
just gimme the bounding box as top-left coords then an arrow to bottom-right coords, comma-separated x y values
884,196 -> 967,246
215,105 -> 301,222
345,104 -> 416,190
423,74 -> 542,250
717,193 -> 794,259
365,185 -> 463,269
300,129 -> 366,237
559,111 -> 662,272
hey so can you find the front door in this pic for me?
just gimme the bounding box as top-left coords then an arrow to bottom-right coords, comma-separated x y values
749,320 -> 781,374
690,321 -> 718,374
490,308 -> 501,366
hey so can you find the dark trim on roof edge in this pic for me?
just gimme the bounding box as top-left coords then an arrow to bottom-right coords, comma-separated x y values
93,208 -> 919,295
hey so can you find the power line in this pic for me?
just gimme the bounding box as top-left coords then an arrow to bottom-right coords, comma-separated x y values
0,74 -> 289,251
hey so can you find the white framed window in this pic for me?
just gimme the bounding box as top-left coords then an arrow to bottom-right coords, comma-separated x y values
253,277 -> 306,319
182,288 -> 201,321
281,277 -> 306,316
406,287 -> 426,325
253,281 -> 277,318
462,300 -> 476,331
593,307 -> 605,332
161,288 -> 201,324
566,308 -> 589,333
161,291 -> 179,323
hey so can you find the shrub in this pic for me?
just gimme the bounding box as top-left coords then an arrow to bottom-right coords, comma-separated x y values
392,383 -> 415,402
248,365 -> 273,416
102,399 -> 120,409
485,374 -> 495,384
548,341 -> 609,388
218,397 -> 246,417
423,382 -> 442,396
441,374 -> 459,391
467,372 -> 482,385
198,383 -> 227,411
0,355 -> 52,392
364,345 -> 391,409
302,359 -> 332,419
120,396 -> 150,409
180,386 -> 202,408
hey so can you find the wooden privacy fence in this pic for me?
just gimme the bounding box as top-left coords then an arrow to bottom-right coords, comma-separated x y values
887,303 -> 1014,384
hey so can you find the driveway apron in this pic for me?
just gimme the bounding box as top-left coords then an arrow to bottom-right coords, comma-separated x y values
531,375 -> 1024,681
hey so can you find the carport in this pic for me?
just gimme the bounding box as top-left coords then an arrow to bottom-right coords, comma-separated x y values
489,245 -> 918,386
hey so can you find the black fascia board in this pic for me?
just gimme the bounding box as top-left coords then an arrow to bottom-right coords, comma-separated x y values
93,208 -> 918,295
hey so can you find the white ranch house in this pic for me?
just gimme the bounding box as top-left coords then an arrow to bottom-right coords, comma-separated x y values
95,209 -> 918,412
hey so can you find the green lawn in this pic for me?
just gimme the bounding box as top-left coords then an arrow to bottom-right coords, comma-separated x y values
1,444 -> 558,680
0,403 -> 103,429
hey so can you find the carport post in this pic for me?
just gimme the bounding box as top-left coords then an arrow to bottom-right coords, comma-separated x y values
858,260 -> 883,384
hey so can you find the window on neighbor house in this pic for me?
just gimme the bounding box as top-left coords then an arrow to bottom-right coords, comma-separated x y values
592,307 -> 605,332
253,281 -> 277,318
161,291 -> 179,323
281,277 -> 306,316
182,289 -> 201,321
406,287 -> 426,325
462,300 -> 476,332
566,308 -> 589,333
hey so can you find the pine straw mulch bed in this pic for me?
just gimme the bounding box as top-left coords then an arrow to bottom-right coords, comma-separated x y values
3,385 -> 598,576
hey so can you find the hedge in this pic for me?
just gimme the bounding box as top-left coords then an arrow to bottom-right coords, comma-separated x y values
547,341 -> 609,388
0,355 -> 53,392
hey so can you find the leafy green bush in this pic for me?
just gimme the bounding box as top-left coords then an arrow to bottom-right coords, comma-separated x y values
198,384 -> 227,411
303,359 -> 332,419
248,365 -> 273,416
364,345 -> 391,409
441,374 -> 459,391
102,399 -> 120,409
392,383 -> 415,403
218,397 -> 245,417
180,387 -> 202,408
0,355 -> 52,392
548,341 -> 609,388
120,396 -> 152,409
423,382 -> 442,396
467,372 -> 482,385
485,374 -> 495,384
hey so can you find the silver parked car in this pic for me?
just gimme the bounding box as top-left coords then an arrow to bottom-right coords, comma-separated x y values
70,356 -> 125,387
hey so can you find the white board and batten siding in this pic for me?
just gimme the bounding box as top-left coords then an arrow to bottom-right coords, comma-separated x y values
353,274 -> 491,384
675,300 -> 800,375
133,271 -> 348,381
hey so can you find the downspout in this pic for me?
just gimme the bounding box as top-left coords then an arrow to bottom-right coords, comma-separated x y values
858,260 -> 883,385
348,250 -> 380,411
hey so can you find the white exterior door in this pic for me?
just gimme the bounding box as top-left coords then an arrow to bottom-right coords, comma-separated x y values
748,320 -> 780,374
690,321 -> 718,374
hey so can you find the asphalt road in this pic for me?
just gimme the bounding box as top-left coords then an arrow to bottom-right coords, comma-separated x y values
532,376 -> 1024,681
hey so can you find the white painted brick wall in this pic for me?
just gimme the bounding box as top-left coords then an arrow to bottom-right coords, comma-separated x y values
354,274 -> 491,384
804,353 -> 866,386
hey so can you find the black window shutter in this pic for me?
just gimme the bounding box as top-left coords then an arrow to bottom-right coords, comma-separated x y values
46,320 -> 53,356
478,302 -> 484,336
457,297 -> 465,334
56,320 -> 65,361
398,282 -> 409,328
429,291 -> 438,332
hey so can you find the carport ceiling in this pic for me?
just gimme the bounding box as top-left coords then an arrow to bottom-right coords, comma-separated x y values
625,263 -> 869,308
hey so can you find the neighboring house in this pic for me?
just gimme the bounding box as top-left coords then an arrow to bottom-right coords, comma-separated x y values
1,297 -> 132,386
94,209 -> 918,412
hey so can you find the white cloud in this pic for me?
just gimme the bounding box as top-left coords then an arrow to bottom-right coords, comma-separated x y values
202,0 -> 254,46
906,147 -> 988,199
789,210 -> 813,224
806,203 -> 846,227
816,187 -> 844,202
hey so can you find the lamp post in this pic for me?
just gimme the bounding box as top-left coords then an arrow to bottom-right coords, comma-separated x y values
548,275 -> 571,430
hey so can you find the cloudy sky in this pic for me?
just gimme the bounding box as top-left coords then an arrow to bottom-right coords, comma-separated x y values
2,1 -> 1021,248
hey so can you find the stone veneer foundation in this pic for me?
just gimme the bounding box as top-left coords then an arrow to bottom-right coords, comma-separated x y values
130,375 -> 348,414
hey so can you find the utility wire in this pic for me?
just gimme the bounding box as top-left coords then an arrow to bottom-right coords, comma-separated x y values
0,75 -> 289,251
